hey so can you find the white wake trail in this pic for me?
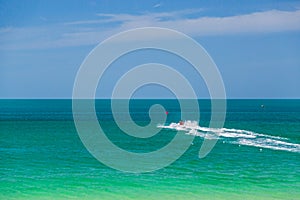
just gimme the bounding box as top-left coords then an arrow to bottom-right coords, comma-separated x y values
158,121 -> 300,153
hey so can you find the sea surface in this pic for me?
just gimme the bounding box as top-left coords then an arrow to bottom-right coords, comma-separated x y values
0,99 -> 299,200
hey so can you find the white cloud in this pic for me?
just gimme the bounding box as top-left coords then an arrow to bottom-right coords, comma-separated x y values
153,3 -> 162,8
65,10 -> 199,25
102,9 -> 300,35
1,9 -> 300,50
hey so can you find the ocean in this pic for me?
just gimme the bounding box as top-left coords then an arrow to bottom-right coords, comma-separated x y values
0,99 -> 299,199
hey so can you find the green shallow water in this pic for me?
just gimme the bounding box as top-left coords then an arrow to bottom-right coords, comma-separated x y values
0,100 -> 299,199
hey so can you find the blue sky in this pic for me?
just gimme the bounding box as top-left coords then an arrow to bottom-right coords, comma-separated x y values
0,0 -> 300,98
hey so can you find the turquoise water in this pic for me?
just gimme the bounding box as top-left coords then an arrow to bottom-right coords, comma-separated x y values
0,99 -> 299,199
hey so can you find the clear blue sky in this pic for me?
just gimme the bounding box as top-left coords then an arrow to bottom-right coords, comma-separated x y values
0,0 -> 299,98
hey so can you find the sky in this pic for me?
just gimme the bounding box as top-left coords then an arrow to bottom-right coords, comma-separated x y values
0,0 -> 300,99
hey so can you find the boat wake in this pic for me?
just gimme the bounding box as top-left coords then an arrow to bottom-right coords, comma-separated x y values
158,121 -> 300,153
